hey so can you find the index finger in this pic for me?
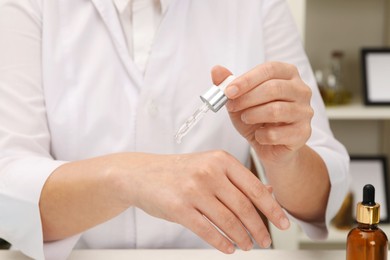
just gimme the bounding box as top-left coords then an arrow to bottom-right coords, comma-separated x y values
225,158 -> 290,231
225,62 -> 298,99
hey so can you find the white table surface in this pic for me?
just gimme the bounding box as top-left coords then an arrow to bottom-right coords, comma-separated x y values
0,249 -> 346,260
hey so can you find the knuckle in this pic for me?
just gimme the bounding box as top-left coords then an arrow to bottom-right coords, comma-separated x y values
265,128 -> 279,143
169,198 -> 188,219
302,85 -> 312,100
207,150 -> 234,170
194,219 -> 221,245
273,81 -> 284,98
263,62 -> 276,80
288,63 -> 299,75
307,106 -> 314,119
190,151 -> 232,187
239,200 -> 255,217
223,215 -> 239,230
301,123 -> 312,141
241,111 -> 251,124
270,102 -> 283,121
194,153 -> 222,177
209,150 -> 231,162
190,170 -> 216,192
241,74 -> 252,90
270,203 -> 283,220
254,130 -> 263,144
249,181 -> 268,201
264,80 -> 283,99
199,221 -> 215,238
183,178 -> 200,194
305,121 -> 312,134
306,86 -> 313,99
234,75 -> 251,93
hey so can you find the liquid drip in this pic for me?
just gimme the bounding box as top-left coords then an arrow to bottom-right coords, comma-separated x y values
175,103 -> 210,144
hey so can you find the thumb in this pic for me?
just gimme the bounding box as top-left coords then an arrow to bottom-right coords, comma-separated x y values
211,65 -> 233,85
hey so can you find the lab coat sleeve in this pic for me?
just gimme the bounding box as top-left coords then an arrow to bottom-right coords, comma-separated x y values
260,0 -> 351,239
0,1 -> 78,259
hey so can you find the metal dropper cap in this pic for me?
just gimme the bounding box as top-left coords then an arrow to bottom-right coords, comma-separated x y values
356,184 -> 380,225
200,75 -> 235,112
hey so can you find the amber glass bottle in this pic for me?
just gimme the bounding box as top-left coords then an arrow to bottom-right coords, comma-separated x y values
346,184 -> 388,260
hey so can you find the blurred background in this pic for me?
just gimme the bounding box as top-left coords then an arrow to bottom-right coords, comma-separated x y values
275,0 -> 390,251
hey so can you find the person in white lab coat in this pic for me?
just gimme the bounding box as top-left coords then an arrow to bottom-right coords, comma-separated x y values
0,0 -> 350,259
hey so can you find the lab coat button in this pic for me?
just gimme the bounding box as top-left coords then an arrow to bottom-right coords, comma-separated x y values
148,100 -> 159,117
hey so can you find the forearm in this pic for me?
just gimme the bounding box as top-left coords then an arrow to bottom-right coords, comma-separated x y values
40,150 -> 291,253
39,153 -> 135,242
258,145 -> 330,223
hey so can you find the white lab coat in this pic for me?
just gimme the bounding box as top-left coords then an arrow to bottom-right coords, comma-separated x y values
0,0 -> 350,259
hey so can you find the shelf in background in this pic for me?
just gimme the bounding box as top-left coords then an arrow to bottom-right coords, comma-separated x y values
299,224 -> 390,249
326,98 -> 390,120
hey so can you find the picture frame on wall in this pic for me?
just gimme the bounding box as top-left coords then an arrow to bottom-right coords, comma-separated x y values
361,48 -> 390,106
350,156 -> 389,223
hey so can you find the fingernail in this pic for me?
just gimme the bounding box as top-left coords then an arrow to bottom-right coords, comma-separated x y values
280,217 -> 290,229
227,245 -> 236,254
241,113 -> 248,123
244,241 -> 253,251
262,236 -> 272,248
226,85 -> 239,98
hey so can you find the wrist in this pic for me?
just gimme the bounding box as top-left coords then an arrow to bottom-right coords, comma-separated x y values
104,153 -> 139,209
252,143 -> 302,173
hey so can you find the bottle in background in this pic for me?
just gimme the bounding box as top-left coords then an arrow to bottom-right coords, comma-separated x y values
316,50 -> 352,106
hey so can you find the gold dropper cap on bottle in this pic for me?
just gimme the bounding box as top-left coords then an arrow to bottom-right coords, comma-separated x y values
356,184 -> 380,225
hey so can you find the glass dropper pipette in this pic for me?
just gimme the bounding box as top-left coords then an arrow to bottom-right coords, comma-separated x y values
174,75 -> 235,144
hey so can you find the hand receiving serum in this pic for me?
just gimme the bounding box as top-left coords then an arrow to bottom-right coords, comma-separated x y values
174,75 -> 236,144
